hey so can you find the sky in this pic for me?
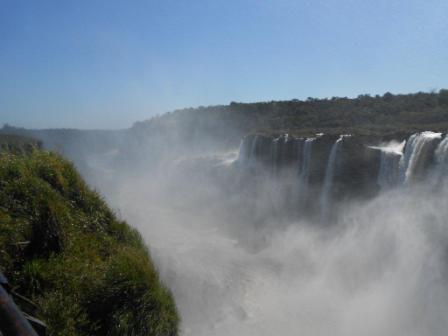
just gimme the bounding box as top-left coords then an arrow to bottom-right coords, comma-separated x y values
0,0 -> 447,129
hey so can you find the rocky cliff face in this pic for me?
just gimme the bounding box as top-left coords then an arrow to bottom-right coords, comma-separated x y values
236,131 -> 445,221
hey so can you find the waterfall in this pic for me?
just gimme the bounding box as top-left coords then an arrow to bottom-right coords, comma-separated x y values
299,138 -> 315,186
249,135 -> 259,160
237,135 -> 257,164
399,131 -> 442,184
271,137 -> 280,175
377,151 -> 403,190
320,136 -> 343,220
372,141 -> 405,190
297,138 -> 315,209
433,135 -> 448,181
237,138 -> 248,163
398,133 -> 418,183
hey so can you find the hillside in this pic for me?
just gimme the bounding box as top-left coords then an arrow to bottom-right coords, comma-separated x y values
131,90 -> 448,142
2,90 -> 448,176
0,145 -> 178,335
4,90 -> 448,154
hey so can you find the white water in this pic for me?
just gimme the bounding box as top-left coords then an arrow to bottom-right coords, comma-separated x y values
434,135 -> 448,178
372,141 -> 405,190
399,132 -> 442,184
105,157 -> 448,336
236,137 -> 248,162
299,138 -> 314,184
250,135 -> 258,161
237,135 -> 256,163
297,138 -> 315,207
81,131 -> 448,336
320,136 -> 343,220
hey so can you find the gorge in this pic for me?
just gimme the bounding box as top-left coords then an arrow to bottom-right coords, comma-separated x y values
3,92 -> 448,335
101,129 -> 448,336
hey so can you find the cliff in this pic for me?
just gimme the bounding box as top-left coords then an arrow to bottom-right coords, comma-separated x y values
235,131 -> 445,220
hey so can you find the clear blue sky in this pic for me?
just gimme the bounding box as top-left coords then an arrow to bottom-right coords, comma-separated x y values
1,0 -> 447,129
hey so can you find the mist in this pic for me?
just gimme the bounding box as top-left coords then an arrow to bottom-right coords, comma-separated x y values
2,0 -> 448,332
3,122 -> 447,334
72,131 -> 448,336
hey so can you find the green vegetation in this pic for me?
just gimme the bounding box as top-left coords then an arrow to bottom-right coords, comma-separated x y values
0,147 -> 178,335
3,90 -> 448,158
0,134 -> 42,154
132,89 -> 448,140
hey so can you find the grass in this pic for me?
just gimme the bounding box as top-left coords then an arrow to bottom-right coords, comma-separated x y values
0,148 -> 178,335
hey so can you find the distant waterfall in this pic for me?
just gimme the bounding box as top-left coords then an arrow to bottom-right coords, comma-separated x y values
399,131 -> 442,184
297,138 -> 315,208
374,141 -> 405,190
234,131 -> 448,222
299,138 -> 315,186
250,135 -> 259,160
320,136 -> 343,220
378,152 -> 402,189
271,137 -> 280,174
433,135 -> 448,181
237,138 -> 248,162
237,135 -> 256,164
399,134 -> 418,183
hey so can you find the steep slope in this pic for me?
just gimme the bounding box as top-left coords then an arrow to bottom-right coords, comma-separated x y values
0,147 -> 178,335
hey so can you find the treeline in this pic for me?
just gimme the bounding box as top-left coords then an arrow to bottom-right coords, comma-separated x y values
132,89 -> 448,141
2,90 -> 448,156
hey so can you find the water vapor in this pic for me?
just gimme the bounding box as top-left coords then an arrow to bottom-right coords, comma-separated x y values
90,142 -> 448,336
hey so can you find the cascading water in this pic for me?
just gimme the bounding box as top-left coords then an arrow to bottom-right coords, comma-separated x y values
299,138 -> 314,184
237,138 -> 249,163
399,131 -> 442,184
237,131 -> 448,218
398,134 -> 418,184
319,136 -> 344,221
237,135 -> 257,164
249,135 -> 259,161
372,141 -> 405,190
55,127 -> 448,336
297,137 -> 315,210
434,135 -> 448,177
271,137 -> 280,175
426,134 -> 448,187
